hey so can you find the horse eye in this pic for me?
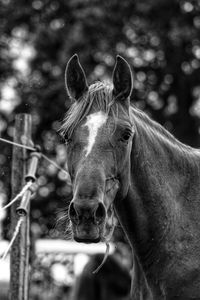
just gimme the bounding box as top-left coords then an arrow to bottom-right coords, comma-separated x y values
120,129 -> 132,142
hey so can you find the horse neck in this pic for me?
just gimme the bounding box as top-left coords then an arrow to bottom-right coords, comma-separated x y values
117,108 -> 200,269
132,108 -> 200,190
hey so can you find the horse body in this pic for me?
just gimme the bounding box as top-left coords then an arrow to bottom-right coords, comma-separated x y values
61,54 -> 200,299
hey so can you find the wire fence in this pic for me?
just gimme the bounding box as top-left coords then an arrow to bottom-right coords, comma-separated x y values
0,137 -> 70,179
0,135 -> 71,260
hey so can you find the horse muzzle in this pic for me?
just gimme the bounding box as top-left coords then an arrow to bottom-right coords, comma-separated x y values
68,175 -> 119,243
68,199 -> 106,243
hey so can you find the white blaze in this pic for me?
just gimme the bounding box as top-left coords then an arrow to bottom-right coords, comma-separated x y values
83,111 -> 107,157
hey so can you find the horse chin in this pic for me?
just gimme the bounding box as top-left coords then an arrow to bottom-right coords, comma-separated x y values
74,236 -> 101,244
71,221 -> 115,244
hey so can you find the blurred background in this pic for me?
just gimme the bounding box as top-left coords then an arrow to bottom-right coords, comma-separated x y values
0,0 -> 200,299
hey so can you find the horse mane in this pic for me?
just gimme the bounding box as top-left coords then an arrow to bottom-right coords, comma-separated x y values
131,106 -> 200,159
60,81 -> 116,138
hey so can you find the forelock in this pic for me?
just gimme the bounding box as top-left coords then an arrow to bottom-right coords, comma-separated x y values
60,81 -> 116,138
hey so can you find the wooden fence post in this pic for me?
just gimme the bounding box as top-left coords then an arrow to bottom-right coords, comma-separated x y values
10,114 -> 32,300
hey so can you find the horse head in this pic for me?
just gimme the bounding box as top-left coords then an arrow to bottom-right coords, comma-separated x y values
61,54 -> 134,243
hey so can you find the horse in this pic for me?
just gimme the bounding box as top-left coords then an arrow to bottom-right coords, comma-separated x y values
60,54 -> 200,299
71,253 -> 132,300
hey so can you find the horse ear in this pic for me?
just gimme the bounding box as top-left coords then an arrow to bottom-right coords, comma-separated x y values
65,54 -> 88,101
112,55 -> 133,102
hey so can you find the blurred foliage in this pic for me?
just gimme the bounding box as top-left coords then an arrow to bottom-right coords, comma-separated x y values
0,242 -> 132,300
1,0 -> 200,238
30,252 -> 74,300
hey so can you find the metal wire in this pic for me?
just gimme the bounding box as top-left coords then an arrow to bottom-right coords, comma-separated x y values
0,137 -> 36,151
41,153 -> 69,177
0,137 -> 69,177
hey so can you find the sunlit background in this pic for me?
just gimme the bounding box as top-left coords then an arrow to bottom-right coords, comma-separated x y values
1,0 -> 200,299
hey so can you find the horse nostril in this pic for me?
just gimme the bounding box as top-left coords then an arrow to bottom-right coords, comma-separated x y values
95,203 -> 106,225
69,202 -> 79,225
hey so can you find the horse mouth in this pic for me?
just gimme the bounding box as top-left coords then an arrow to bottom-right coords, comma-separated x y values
71,223 -> 103,243
71,215 -> 115,244
74,236 -> 101,243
